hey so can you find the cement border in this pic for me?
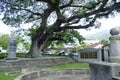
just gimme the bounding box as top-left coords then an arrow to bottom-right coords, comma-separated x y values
15,68 -> 89,80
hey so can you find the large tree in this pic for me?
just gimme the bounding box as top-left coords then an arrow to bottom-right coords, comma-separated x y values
0,0 -> 120,57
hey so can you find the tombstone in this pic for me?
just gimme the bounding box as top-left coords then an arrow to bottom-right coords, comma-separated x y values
6,36 -> 17,60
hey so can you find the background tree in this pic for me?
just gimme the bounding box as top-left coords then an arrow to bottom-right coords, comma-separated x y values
23,42 -> 31,50
16,35 -> 24,45
0,0 -> 120,57
0,34 -> 9,49
0,34 -> 26,50
100,39 -> 109,45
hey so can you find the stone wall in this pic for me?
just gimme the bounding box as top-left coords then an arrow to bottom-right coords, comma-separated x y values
15,69 -> 89,80
0,57 -> 75,71
89,61 -> 120,80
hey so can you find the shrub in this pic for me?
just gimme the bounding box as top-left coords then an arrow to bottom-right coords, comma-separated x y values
0,52 -> 25,59
0,52 -> 7,59
16,52 -> 25,57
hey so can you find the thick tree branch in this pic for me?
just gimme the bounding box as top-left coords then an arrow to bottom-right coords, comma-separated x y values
49,37 -> 63,41
99,0 -> 108,9
67,5 -> 86,8
65,0 -> 119,24
12,7 -> 42,16
60,14 -> 98,30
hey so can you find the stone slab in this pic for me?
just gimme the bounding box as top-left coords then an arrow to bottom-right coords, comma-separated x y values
89,61 -> 120,80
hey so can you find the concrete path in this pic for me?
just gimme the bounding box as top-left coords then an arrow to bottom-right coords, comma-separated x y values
34,74 -> 89,80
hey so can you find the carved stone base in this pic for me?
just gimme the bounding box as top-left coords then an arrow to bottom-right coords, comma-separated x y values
6,58 -> 17,60
110,57 -> 120,63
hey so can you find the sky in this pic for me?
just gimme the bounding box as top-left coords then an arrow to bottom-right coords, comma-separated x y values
0,20 -> 10,34
78,13 -> 120,36
0,13 -> 120,36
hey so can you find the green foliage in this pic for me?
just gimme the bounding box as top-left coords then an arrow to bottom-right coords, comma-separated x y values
79,9 -> 87,16
17,36 -> 31,50
16,35 -> 24,45
0,52 -> 25,59
0,52 -> 7,59
70,30 -> 85,44
70,48 -> 77,53
0,34 -> 9,49
84,1 -> 100,10
100,39 -> 109,45
28,26 -> 39,39
0,34 -> 26,49
48,29 -> 85,48
16,52 -> 25,57
50,50 -> 59,54
23,42 -> 31,50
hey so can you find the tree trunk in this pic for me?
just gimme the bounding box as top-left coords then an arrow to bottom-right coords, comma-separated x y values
27,30 -> 50,58
29,39 -> 41,58
27,1 -> 62,57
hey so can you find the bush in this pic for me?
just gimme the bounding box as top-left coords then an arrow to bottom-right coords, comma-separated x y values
16,52 -> 25,57
68,53 -> 74,58
0,52 -> 25,59
0,52 -> 7,59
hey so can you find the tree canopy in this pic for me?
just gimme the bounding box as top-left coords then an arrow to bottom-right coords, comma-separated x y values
0,0 -> 120,57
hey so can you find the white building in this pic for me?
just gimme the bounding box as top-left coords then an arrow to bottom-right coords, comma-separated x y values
84,38 -> 100,45
86,43 -> 104,49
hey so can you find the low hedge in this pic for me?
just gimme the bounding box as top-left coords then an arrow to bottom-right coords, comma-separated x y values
0,52 -> 25,59
0,52 -> 7,59
16,52 -> 25,57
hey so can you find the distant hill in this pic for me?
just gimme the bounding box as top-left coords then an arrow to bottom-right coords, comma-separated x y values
84,29 -> 111,41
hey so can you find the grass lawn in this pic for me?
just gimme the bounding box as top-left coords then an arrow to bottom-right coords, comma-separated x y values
49,62 -> 89,69
0,71 -> 20,80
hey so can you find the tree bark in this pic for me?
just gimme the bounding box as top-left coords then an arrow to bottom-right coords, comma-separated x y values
26,37 -> 39,58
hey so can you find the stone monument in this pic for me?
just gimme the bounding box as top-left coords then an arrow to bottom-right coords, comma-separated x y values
109,28 -> 120,62
6,36 -> 17,60
90,27 -> 120,80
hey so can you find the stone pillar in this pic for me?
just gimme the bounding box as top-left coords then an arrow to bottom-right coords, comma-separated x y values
109,28 -> 120,63
6,36 -> 17,60
89,28 -> 120,80
98,48 -> 102,61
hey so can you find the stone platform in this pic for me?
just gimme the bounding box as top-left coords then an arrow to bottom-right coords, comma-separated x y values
90,61 -> 120,80
0,57 -> 75,71
15,69 -> 89,80
34,74 -> 89,80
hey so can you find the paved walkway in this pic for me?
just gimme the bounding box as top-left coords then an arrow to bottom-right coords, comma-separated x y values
34,74 -> 89,80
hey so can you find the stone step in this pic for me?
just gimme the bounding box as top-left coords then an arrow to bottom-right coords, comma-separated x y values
112,76 -> 120,80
